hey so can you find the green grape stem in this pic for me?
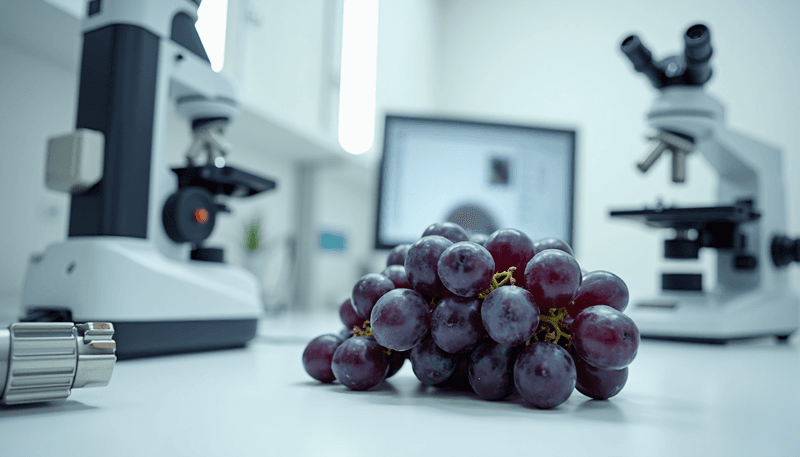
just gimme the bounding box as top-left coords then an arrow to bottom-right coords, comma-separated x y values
353,320 -> 374,337
532,307 -> 572,349
478,267 -> 517,299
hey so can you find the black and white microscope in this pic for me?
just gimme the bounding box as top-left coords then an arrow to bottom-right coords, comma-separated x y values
21,0 -> 275,358
611,24 -> 799,342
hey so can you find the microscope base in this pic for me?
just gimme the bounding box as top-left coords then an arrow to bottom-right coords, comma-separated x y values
20,238 -> 262,358
626,288 -> 799,342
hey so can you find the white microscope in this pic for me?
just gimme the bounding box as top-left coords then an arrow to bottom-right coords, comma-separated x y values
611,24 -> 800,342
21,0 -> 275,358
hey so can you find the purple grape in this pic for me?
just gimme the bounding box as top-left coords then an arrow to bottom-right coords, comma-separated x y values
339,327 -> 354,340
571,347 -> 628,400
331,336 -> 389,390
435,353 -> 472,391
469,232 -> 489,246
387,244 -> 411,266
481,286 -> 540,347
572,305 -> 639,370
410,335 -> 459,385
339,298 -> 363,330
523,249 -> 582,311
302,334 -> 345,383
422,221 -> 469,243
430,296 -> 484,353
514,342 -> 576,409
351,273 -> 395,319
405,235 -> 453,298
381,265 -> 412,289
485,228 -> 535,288
533,237 -> 574,256
370,288 -> 430,351
468,339 -> 518,400
437,241 -> 495,297
563,315 -> 574,334
566,270 -> 629,317
385,349 -> 409,379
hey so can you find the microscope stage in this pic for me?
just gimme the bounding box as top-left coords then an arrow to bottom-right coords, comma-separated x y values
609,203 -> 759,230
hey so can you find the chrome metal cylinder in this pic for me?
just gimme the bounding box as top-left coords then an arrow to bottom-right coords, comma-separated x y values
0,322 -> 116,405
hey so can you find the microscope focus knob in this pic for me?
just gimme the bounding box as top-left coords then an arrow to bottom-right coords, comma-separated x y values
772,236 -> 800,267
162,186 -> 217,244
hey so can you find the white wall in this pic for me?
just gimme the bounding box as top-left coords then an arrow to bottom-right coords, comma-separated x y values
434,0 -> 800,300
0,42 -> 77,315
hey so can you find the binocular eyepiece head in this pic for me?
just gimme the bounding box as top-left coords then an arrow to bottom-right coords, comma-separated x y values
621,23 -> 713,89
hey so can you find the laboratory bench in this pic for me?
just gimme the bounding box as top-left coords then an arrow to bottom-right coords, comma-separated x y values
0,312 -> 798,457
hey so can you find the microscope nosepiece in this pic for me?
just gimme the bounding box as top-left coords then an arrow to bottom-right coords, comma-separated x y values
0,322 -> 116,405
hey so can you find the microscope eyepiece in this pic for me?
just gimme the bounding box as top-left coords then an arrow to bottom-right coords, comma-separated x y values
621,24 -> 713,88
621,35 -> 664,88
683,23 -> 713,85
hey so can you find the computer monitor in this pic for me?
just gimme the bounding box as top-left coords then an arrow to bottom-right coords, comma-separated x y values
375,115 -> 576,250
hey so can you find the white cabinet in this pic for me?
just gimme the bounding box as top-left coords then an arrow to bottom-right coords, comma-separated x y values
227,0 -> 343,146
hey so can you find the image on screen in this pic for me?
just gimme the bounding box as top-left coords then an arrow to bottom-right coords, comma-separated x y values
375,115 -> 576,250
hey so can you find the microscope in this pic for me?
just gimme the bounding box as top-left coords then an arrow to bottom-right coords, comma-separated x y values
611,24 -> 800,342
20,0 -> 275,358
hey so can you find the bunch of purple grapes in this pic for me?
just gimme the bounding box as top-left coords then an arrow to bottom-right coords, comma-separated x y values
302,222 -> 639,409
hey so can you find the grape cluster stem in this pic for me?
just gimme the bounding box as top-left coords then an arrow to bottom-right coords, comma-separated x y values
478,267 -> 517,299
529,307 -> 572,349
353,320 -> 373,337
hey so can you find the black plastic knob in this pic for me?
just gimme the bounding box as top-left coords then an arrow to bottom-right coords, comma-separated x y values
162,186 -> 217,244
772,235 -> 800,267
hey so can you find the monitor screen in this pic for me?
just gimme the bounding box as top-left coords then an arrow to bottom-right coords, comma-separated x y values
375,115 -> 576,250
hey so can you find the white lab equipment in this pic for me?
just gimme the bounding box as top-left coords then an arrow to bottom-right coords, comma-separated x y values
611,24 -> 800,341
22,0 -> 276,358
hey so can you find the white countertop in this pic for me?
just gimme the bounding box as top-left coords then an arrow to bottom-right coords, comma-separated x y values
0,313 -> 798,457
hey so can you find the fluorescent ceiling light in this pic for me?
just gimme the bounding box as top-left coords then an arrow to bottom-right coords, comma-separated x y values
196,0 -> 228,72
338,0 -> 379,155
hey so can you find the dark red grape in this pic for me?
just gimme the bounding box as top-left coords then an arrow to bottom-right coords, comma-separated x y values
410,335 -> 458,385
381,265 -> 412,289
405,235 -> 453,298
351,273 -> 395,319
331,336 -> 389,390
422,221 -> 469,243
514,342 -> 576,409
485,228 -> 535,288
523,249 -> 582,311
563,315 -> 574,333
468,339 -> 518,400
302,334 -> 345,383
481,286 -> 539,347
571,305 -> 639,370
339,298 -> 363,330
533,237 -> 574,256
566,270 -> 629,317
385,349 -> 409,379
387,244 -> 411,266
437,241 -> 495,297
435,353 -> 472,391
370,288 -> 430,351
430,296 -> 483,353
571,347 -> 628,400
469,232 -> 489,246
